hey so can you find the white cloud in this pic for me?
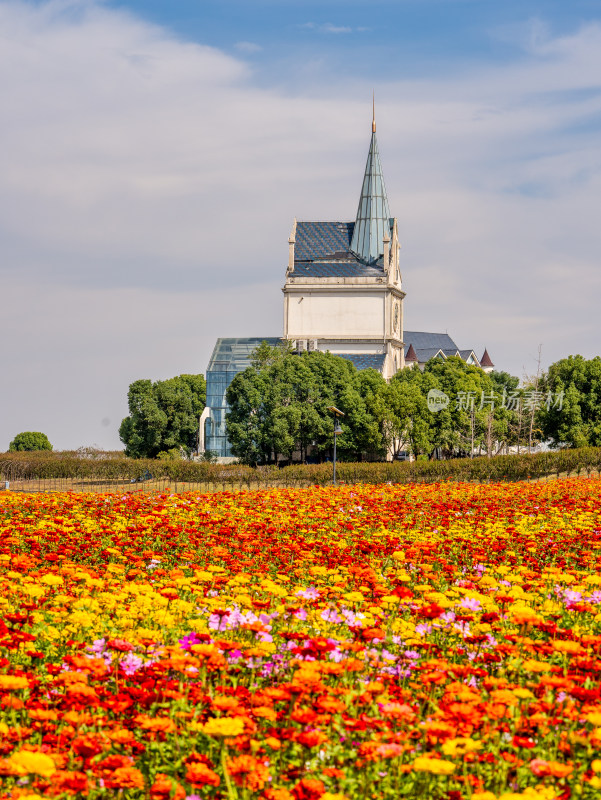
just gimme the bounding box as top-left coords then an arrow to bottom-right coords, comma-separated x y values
234,41 -> 262,54
0,1 -> 600,448
300,22 -> 354,34
319,23 -> 352,34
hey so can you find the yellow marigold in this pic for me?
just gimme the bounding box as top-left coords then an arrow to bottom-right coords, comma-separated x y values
41,574 -> 63,586
412,756 -> 455,775
472,793 -> 497,800
552,640 -> 584,655
322,794 -> 350,800
500,788 -> 558,800
442,737 -> 483,756
521,659 -> 552,673
202,717 -> 245,737
0,675 -> 29,691
513,688 -> 535,699
8,751 -> 56,777
586,712 -> 601,726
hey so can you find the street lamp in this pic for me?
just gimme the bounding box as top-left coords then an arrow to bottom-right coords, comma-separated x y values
326,406 -> 345,485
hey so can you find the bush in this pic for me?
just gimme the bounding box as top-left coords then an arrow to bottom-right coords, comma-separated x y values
8,432 -> 52,452
1,447 -> 600,487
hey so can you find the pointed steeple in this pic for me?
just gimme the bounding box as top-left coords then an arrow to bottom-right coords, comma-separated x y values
480,348 -> 494,368
405,343 -> 418,363
350,107 -> 391,265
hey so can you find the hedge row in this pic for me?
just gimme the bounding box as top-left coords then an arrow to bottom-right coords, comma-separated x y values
1,448 -> 601,486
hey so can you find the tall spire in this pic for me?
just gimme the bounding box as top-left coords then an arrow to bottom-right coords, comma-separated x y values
350,106 -> 391,265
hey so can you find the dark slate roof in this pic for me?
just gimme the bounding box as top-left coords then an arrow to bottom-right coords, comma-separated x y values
414,347 -> 445,362
338,353 -> 386,372
403,331 -> 459,353
459,349 -> 476,361
295,221 -> 355,261
293,261 -> 385,278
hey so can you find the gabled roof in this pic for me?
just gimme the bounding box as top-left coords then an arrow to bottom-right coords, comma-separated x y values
338,353 -> 386,372
349,128 -> 392,265
414,347 -> 446,362
403,331 -> 459,353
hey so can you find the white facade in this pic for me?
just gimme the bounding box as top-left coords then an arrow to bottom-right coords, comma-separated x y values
283,219 -> 405,380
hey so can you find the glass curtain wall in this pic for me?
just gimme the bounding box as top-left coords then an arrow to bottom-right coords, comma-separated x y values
205,337 -> 280,458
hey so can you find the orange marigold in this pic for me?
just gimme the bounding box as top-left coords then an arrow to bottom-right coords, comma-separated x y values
104,766 -> 145,789
227,755 -> 270,791
48,770 -> 89,796
150,773 -> 186,800
262,790 -> 294,800
185,762 -> 220,788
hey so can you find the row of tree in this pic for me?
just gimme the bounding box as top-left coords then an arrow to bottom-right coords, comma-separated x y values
112,348 -> 600,463
225,345 -> 601,464
224,343 -> 522,464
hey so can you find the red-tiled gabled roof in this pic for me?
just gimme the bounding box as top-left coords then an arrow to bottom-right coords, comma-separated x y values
480,348 -> 494,368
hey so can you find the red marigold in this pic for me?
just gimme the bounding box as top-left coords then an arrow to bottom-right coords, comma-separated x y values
48,770 -> 89,795
106,638 -> 135,652
73,734 -> 106,759
296,730 -> 328,748
291,778 -> 326,800
185,762 -> 220,787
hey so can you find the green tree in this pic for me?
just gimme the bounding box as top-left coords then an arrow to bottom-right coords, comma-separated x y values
387,368 -> 437,457
388,359 -> 521,459
226,348 -> 387,464
424,357 -> 521,457
119,374 -> 206,458
9,432 -> 53,452
537,355 -> 601,448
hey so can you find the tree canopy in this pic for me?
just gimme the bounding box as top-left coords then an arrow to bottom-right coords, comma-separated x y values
119,374 -> 206,459
389,357 -> 521,458
225,346 -> 528,464
9,431 -> 53,452
226,347 -> 388,465
537,355 -> 601,448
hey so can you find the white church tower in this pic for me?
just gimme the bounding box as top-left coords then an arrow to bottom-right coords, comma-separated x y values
282,112 -> 405,380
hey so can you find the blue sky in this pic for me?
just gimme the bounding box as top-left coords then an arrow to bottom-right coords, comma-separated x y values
1,0 -> 601,449
104,0 -> 601,78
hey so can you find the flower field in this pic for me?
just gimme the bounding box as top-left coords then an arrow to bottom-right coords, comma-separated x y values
1,479 -> 601,800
